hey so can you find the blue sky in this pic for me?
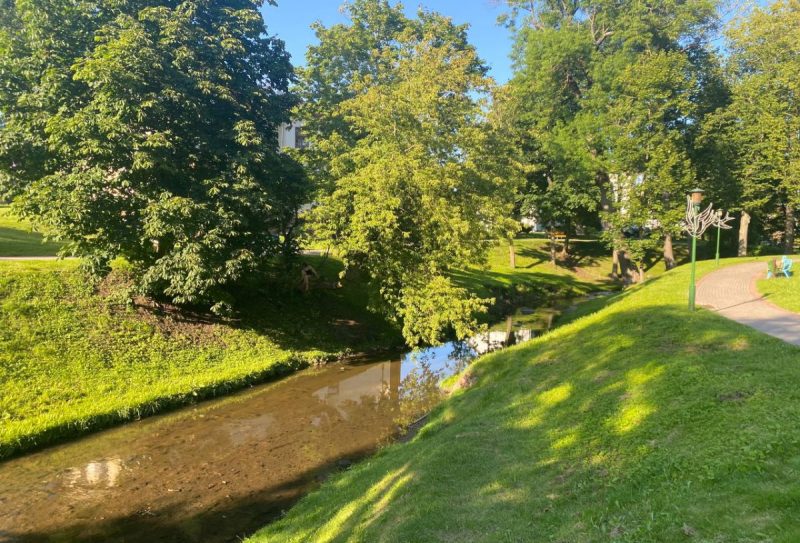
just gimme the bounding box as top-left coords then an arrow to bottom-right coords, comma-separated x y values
261,1 -> 516,83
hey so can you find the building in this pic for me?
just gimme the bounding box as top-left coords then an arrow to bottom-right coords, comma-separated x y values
277,121 -> 307,150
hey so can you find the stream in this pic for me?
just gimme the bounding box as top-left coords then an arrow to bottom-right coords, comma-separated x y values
0,300 -> 586,543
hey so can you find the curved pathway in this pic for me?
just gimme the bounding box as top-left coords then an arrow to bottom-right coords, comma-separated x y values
0,256 -> 62,261
697,261 -> 800,346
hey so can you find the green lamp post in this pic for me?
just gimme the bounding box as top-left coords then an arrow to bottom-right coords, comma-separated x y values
683,190 -> 734,311
715,209 -> 723,266
687,188 -> 704,311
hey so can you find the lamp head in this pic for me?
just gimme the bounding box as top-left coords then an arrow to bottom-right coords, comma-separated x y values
688,188 -> 705,205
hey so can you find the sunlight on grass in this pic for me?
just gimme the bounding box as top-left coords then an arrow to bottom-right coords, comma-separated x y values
757,274 -> 800,314
538,382 -> 573,406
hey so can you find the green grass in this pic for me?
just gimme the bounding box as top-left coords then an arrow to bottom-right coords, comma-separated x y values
249,257 -> 800,543
0,257 -> 399,459
454,239 -> 619,313
0,205 -> 62,256
757,270 -> 800,314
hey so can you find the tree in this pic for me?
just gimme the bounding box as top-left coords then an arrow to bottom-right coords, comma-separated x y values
502,0 -> 720,278
299,1 -> 517,345
719,1 -> 800,255
0,0 -> 306,311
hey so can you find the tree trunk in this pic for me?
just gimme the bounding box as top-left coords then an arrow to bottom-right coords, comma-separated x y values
549,235 -> 557,266
504,316 -> 515,347
738,211 -> 751,257
508,239 -> 516,268
598,173 -> 618,278
785,204 -> 795,254
617,250 -> 635,284
663,233 -> 675,270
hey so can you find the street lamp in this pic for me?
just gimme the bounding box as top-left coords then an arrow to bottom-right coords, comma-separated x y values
715,209 -> 723,266
687,188 -> 704,311
682,189 -> 734,311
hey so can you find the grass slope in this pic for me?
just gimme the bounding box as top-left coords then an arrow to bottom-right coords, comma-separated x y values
456,238 -> 616,300
757,272 -> 800,314
0,258 -> 398,459
250,257 -> 800,543
0,205 -> 61,256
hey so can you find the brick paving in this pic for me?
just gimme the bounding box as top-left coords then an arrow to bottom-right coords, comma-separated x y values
697,261 -> 800,346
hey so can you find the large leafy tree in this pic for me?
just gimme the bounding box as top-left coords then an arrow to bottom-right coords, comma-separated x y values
502,0 -> 721,277
299,0 -> 517,345
715,1 -> 800,254
0,0 -> 305,311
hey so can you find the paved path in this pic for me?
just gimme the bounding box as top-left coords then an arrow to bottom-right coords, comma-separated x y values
0,256 -> 62,261
697,261 -> 800,346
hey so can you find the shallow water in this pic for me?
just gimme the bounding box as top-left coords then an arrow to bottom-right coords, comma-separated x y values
0,303 -> 572,543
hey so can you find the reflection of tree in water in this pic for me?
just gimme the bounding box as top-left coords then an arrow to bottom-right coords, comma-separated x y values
395,353 -> 445,427
448,341 -> 476,375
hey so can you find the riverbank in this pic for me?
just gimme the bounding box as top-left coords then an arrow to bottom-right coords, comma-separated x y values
249,257 -> 800,543
0,257 -> 400,459
0,238 -> 616,459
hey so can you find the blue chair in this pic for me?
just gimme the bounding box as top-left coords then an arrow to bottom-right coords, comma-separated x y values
781,256 -> 793,277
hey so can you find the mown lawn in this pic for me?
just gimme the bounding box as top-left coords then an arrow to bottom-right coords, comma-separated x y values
0,205 -> 62,256
0,257 -> 399,459
458,235 -> 704,302
249,257 -> 800,543
757,271 -> 800,314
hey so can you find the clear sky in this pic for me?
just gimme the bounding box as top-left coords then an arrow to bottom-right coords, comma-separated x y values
261,1 -> 516,83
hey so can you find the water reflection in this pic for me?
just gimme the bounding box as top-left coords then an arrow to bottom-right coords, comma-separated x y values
63,457 -> 125,489
0,321 -> 541,543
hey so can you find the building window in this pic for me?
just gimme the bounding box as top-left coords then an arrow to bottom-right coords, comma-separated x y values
295,126 -> 308,149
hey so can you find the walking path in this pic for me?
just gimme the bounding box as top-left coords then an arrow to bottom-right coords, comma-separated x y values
0,256 -> 62,261
697,261 -> 800,346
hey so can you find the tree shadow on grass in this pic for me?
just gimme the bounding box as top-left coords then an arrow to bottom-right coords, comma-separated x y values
250,305 -> 800,542
0,225 -> 61,257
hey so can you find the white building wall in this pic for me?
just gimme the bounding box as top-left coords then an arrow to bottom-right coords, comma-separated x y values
278,121 -> 305,150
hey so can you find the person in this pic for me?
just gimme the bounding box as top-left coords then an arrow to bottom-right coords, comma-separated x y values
300,262 -> 318,292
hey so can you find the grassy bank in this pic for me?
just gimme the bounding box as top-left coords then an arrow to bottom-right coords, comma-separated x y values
457,238 -> 616,300
0,239 -> 612,459
250,257 -> 800,543
0,258 -> 399,459
757,272 -> 800,314
0,205 -> 61,256
0,237 -> 631,459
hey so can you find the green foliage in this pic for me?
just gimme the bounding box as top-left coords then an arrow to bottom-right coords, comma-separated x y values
711,2 -> 800,234
250,257 -> 800,542
299,0 -> 517,345
399,276 -> 489,346
0,0 -> 308,309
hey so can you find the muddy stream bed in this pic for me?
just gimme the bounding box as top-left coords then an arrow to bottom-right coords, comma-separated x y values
0,299 -> 596,543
